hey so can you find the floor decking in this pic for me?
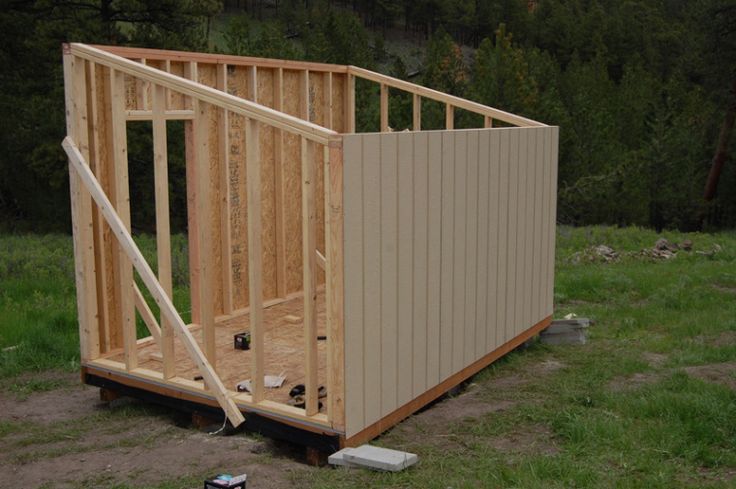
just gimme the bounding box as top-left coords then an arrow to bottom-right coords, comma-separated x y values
110,290 -> 328,409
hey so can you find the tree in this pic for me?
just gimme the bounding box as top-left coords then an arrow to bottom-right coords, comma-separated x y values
0,0 -> 222,230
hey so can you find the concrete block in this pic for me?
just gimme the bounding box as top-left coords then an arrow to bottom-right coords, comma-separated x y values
328,448 -> 359,468
540,318 -> 590,345
343,445 -> 418,472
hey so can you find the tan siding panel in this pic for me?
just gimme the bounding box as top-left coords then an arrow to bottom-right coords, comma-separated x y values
343,135 -> 364,438
412,132 -> 429,396
541,128 -> 552,318
439,132 -> 455,381
380,134 -> 399,414
397,133 -> 414,406
475,130 -> 490,359
506,129 -> 520,344
426,132 -> 443,387
549,128 -> 560,314
341,126 -> 557,438
515,129 -> 528,338
464,131 -> 479,364
533,129 -> 544,323
496,130 -> 510,347
362,133 -> 383,426
451,131 -> 467,373
486,130 -> 501,353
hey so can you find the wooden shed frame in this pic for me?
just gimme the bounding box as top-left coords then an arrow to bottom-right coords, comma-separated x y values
62,43 -> 559,450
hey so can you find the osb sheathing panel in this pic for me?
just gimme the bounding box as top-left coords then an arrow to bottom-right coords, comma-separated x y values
281,69 -> 304,294
331,74 -> 346,133
168,61 -> 186,109
104,58 -> 333,314
309,71 -> 326,285
197,63 -> 224,315
256,67 -> 278,300
112,289 -> 328,408
228,66 -> 249,310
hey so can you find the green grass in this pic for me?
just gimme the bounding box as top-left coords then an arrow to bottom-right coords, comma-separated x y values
0,233 -> 191,379
1,227 -> 735,487
308,225 -> 736,488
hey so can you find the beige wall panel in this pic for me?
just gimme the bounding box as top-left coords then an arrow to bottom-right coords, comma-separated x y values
532,130 -> 543,323
426,132 -> 443,387
485,130 -> 501,353
342,127 -> 558,438
439,131 -> 455,381
396,132 -> 414,406
539,129 -> 550,320
451,131 -> 467,373
379,133 -> 398,415
548,128 -> 560,314
475,130 -> 490,360
523,130 -> 536,328
464,131 -> 479,364
540,130 -> 553,318
495,130 -> 510,348
411,131 -> 429,397
343,135 -> 365,437
361,133 -> 382,426
506,130 -> 520,344
514,129 -> 528,339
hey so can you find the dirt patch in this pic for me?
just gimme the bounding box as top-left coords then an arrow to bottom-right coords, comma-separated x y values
684,362 -> 736,391
701,331 -> 736,348
0,379 -> 102,425
423,391 -> 518,425
3,430 -> 308,489
712,284 -> 736,295
485,423 -> 560,458
607,372 -> 661,392
642,352 -> 668,368
389,358 -> 565,448
608,360 -> 736,392
0,372 -> 312,489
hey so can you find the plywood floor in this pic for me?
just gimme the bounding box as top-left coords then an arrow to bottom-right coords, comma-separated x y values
112,290 -> 328,409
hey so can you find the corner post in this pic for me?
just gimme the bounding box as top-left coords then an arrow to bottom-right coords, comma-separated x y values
326,137 -> 345,430
63,45 -> 100,363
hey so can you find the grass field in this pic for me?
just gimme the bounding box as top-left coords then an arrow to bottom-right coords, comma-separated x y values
1,226 -> 735,488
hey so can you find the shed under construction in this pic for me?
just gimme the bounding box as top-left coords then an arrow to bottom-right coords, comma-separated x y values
62,43 -> 559,451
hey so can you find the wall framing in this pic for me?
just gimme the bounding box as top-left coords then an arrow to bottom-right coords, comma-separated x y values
62,43 -> 558,448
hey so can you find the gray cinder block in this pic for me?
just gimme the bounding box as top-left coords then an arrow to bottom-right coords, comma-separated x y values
329,445 -> 418,472
540,318 -> 590,345
328,448 -> 358,467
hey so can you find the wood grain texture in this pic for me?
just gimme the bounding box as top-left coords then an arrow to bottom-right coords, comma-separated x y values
152,84 -> 175,378
64,53 -> 100,362
110,69 -> 136,371
326,141 -> 346,430
63,137 -> 245,426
